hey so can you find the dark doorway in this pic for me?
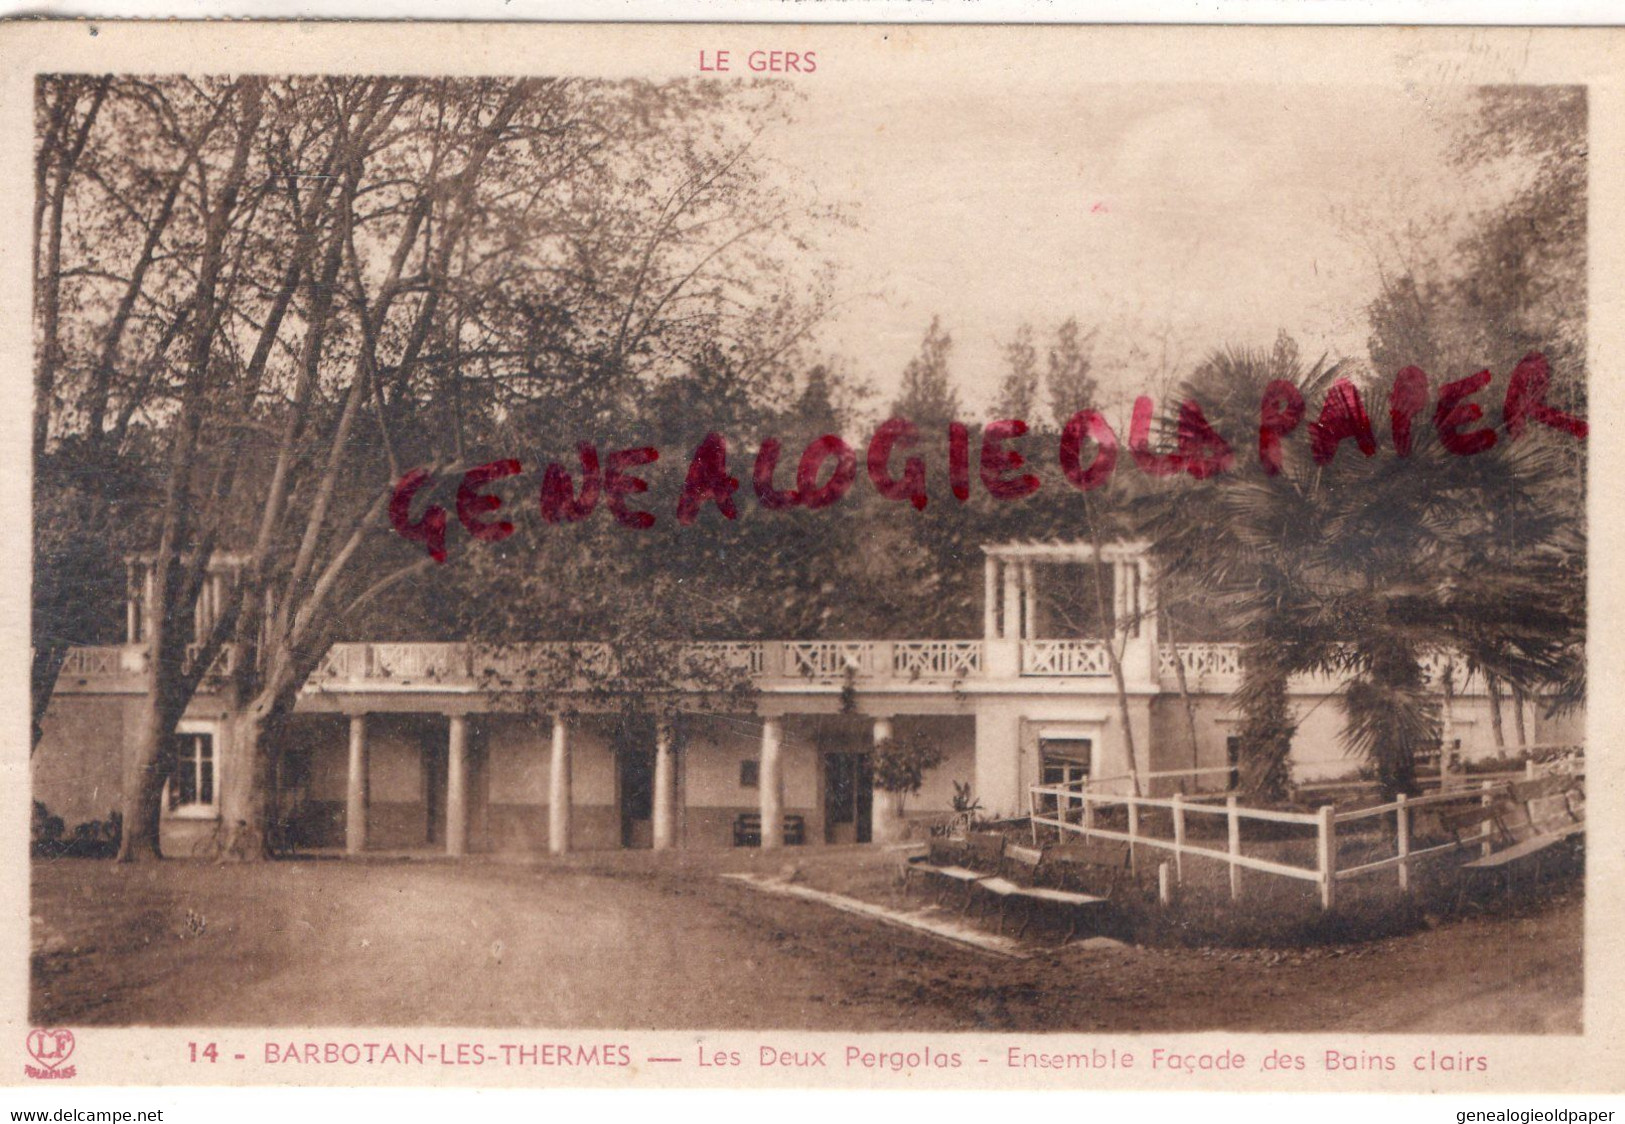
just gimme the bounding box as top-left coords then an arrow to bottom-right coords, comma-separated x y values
424,741 -> 447,846
619,749 -> 655,849
823,752 -> 872,844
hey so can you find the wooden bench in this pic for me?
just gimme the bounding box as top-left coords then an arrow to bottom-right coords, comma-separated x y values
732,813 -> 806,847
968,842 -> 1120,943
1436,803 -> 1513,850
1461,778 -> 1584,887
1047,841 -> 1134,900
903,831 -> 1005,906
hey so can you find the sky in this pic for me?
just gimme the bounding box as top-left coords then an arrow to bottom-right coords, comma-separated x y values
760,81 -> 1512,418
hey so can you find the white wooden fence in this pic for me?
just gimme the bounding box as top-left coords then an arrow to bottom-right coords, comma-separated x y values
1028,772 -> 1566,911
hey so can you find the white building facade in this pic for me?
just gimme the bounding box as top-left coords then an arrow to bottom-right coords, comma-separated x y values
35,542 -> 1579,856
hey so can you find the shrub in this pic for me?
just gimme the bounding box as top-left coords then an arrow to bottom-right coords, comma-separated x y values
31,803 -> 120,860
871,733 -> 945,803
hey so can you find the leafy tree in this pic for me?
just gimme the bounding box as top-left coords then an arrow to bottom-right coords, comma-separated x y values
994,323 -> 1040,420
1139,344 -> 1582,801
36,75 -> 824,860
1045,316 -> 1099,429
892,316 -> 960,427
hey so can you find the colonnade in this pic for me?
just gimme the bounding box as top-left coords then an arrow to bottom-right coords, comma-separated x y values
339,711 -> 902,856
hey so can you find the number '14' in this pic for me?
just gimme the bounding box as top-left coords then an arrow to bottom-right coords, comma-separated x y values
188,1042 -> 218,1063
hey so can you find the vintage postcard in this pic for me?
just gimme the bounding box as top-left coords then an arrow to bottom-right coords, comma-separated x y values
3,18 -> 1621,1097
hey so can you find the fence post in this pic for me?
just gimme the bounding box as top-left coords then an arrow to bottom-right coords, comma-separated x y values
1082,793 -> 1094,836
1029,785 -> 1038,846
1226,795 -> 1242,902
1127,798 -> 1140,876
1318,804 -> 1337,911
1171,791 -> 1186,886
1158,861 -> 1173,907
1480,780 -> 1495,858
1396,793 -> 1410,893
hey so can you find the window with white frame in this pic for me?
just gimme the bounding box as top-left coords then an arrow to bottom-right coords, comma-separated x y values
165,728 -> 219,817
1038,737 -> 1092,819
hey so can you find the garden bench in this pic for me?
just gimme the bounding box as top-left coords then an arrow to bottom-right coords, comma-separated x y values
1046,841 -> 1134,900
903,831 -> 1005,906
1436,804 -> 1513,850
732,813 -> 806,847
1460,779 -> 1584,887
968,842 -> 1116,943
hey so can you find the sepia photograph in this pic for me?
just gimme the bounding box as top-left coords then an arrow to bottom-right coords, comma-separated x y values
9,20 -> 1614,1093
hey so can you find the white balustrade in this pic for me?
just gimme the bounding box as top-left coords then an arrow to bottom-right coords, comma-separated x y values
371,642 -> 464,681
892,640 -> 982,679
59,646 -> 123,677
1157,643 -> 1243,685
785,640 -> 876,679
1020,639 -> 1112,677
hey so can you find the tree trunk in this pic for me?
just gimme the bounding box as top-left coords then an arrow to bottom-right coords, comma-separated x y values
1512,683 -> 1529,747
1486,672 -> 1506,749
1084,502 -> 1140,797
1368,646 -> 1425,801
1440,657 -> 1458,786
218,691 -> 285,861
30,643 -> 71,754
1237,656 -> 1294,804
116,652 -> 188,862
1162,618 -> 1201,788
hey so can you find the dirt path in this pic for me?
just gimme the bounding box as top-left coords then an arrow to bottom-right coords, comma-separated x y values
32,856 -> 1581,1032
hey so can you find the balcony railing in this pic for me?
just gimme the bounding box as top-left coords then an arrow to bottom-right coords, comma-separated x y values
60,646 -> 126,677
54,638 -> 1496,698
1153,643 -> 1490,696
54,644 -> 229,682
893,640 -> 982,680
1158,643 -> 1243,685
1020,639 -> 1112,677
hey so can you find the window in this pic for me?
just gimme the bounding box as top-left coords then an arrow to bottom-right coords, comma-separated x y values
167,731 -> 217,816
1039,738 -> 1091,817
1417,738 -> 1459,774
739,759 -> 760,789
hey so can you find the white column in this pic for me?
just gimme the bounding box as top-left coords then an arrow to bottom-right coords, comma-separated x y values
193,574 -> 212,646
1002,562 -> 1021,641
446,714 -> 469,857
142,566 -> 155,645
983,557 -> 999,639
548,714 -> 572,854
125,563 -> 139,643
760,716 -> 784,849
346,713 -> 369,855
652,723 -> 677,851
1022,562 -> 1038,640
872,717 -> 901,843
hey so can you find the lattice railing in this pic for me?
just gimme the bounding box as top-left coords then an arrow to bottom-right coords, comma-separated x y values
370,642 -> 466,681
1158,643 -> 1242,684
59,646 -> 124,677
785,641 -> 876,679
1020,639 -> 1112,677
892,640 -> 982,679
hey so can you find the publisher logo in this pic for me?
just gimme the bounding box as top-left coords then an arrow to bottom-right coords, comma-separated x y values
24,1028 -> 76,1080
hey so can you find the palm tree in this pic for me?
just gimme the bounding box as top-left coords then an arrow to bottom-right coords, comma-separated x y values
1139,343 -> 1583,801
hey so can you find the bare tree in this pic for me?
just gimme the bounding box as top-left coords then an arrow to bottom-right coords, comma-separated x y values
36,75 -> 825,859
